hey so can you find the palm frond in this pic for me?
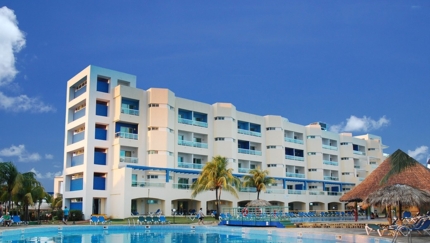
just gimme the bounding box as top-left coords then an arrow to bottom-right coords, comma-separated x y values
380,149 -> 418,185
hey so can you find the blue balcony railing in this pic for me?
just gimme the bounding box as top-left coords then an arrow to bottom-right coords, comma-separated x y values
120,156 -> 138,163
238,148 -> 262,156
285,172 -> 305,178
322,144 -> 338,151
285,155 -> 304,161
178,118 -> 208,128
238,129 -> 261,137
284,137 -> 304,144
121,108 -> 139,116
178,162 -> 203,169
115,132 -> 138,140
323,160 -> 339,166
178,140 -> 208,149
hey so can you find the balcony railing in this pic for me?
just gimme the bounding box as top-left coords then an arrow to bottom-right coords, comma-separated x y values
354,165 -> 360,169
323,176 -> 339,181
132,181 -> 165,188
120,156 -> 138,163
322,144 -> 338,151
308,191 -> 325,196
327,192 -> 342,196
265,189 -> 284,194
323,160 -> 339,166
115,132 -> 138,140
121,108 -> 139,116
177,162 -> 204,169
353,150 -> 365,155
178,140 -> 208,149
284,137 -> 304,144
239,187 -> 257,192
238,168 -> 250,173
238,148 -> 262,156
178,118 -> 208,128
238,129 -> 262,137
172,183 -> 191,190
285,172 -> 305,178
285,155 -> 304,161
288,189 -> 306,195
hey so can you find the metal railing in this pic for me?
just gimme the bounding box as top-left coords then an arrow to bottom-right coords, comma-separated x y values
115,132 -> 138,140
121,108 -> 139,116
178,140 -> 208,149
120,156 -> 138,163
285,172 -> 305,178
285,155 -> 304,161
177,162 -> 204,169
132,181 -> 165,188
238,129 -> 261,137
284,137 -> 304,144
238,148 -> 262,156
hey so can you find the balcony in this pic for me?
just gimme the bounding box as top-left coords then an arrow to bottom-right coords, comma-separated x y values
285,172 -> 305,178
120,156 -> 138,163
71,154 -> 84,167
178,140 -> 208,149
265,188 -> 284,194
172,183 -> 191,190
239,187 -> 257,192
238,148 -> 262,156
322,144 -> 338,151
323,176 -> 339,181
354,165 -> 360,169
238,129 -> 261,137
178,118 -> 208,128
132,181 -> 165,188
121,107 -> 139,116
238,167 -> 251,173
284,137 -> 304,144
177,162 -> 203,169
353,150 -> 365,155
327,192 -> 342,196
323,160 -> 339,166
308,191 -> 325,196
115,132 -> 138,140
285,155 -> 304,161
288,189 -> 306,195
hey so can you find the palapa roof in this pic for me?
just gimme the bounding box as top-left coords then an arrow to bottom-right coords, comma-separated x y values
245,199 -> 272,207
365,184 -> 430,207
340,149 -> 430,202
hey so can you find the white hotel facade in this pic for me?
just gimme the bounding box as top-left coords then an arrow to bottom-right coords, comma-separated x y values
54,65 -> 388,219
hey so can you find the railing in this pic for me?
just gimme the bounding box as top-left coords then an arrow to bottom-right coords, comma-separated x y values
238,129 -> 262,137
178,118 -> 208,128
132,181 -> 165,188
120,156 -> 138,163
322,144 -> 338,151
265,189 -> 284,194
284,137 -> 304,144
172,183 -> 191,190
327,191 -> 342,196
178,140 -> 208,149
238,168 -> 250,173
285,172 -> 305,178
121,108 -> 139,116
238,148 -> 262,156
288,189 -> 306,195
353,150 -> 365,155
239,187 -> 257,192
115,132 -> 138,140
323,176 -> 339,181
323,160 -> 339,166
354,165 -> 360,169
308,191 -> 325,196
177,162 -> 204,169
285,155 -> 304,161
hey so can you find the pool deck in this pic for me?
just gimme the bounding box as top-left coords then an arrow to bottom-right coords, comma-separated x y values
1,219 -> 428,243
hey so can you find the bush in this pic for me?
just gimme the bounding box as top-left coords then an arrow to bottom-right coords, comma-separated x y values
69,210 -> 83,221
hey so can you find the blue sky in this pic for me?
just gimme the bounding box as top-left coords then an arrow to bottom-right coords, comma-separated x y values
0,1 -> 429,191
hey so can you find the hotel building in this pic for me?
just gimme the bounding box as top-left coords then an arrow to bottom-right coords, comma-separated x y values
54,65 -> 388,219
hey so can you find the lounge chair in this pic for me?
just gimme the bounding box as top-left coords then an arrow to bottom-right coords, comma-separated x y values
365,224 -> 387,236
145,215 -> 154,224
90,216 -> 99,225
12,215 -> 22,225
137,216 -> 145,225
408,218 -> 430,235
98,216 -> 110,225
159,215 -> 169,224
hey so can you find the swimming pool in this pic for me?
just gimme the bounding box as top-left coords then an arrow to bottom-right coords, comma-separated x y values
0,225 -> 391,243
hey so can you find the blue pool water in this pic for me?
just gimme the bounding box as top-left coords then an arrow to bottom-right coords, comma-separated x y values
0,225 -> 391,243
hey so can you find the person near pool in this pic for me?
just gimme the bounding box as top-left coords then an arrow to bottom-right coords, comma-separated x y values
198,208 -> 205,225
63,206 -> 69,224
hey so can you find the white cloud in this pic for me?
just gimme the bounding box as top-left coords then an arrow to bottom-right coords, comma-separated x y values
0,7 -> 25,86
408,146 -> 428,162
329,115 -> 390,133
0,144 -> 41,162
30,168 -> 62,179
45,154 -> 53,159
0,7 -> 54,113
0,91 -> 55,112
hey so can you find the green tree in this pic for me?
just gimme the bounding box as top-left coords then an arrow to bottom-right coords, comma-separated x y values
242,167 -> 275,200
32,185 -> 48,223
14,172 -> 41,221
191,156 -> 240,220
0,162 -> 21,213
51,193 -> 63,211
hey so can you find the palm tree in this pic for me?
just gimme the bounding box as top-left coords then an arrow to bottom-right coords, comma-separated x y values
191,156 -> 240,220
14,172 -> 41,221
242,167 -> 275,200
0,162 -> 21,213
51,193 -> 63,211
32,186 -> 48,223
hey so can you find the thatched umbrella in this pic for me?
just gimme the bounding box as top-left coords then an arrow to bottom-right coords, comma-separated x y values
366,184 -> 430,208
245,199 -> 272,207
340,149 -> 430,223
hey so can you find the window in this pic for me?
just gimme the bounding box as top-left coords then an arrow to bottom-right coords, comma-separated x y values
266,127 -> 276,131
308,169 -> 317,172
287,185 -> 293,190
215,137 -> 225,141
341,157 -> 349,160
267,146 -> 276,149
75,80 -> 87,91
340,142 -> 349,145
267,164 -> 277,167
215,116 -> 225,120
148,103 -> 159,107
147,175 -> 158,179
368,148 -> 376,151
148,127 -> 159,131
148,150 -> 158,154
307,152 -> 316,155
342,172 -> 350,175
309,186 -> 317,189
307,136 -> 316,139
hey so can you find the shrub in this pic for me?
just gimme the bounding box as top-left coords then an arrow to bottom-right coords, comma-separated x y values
69,210 -> 83,221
